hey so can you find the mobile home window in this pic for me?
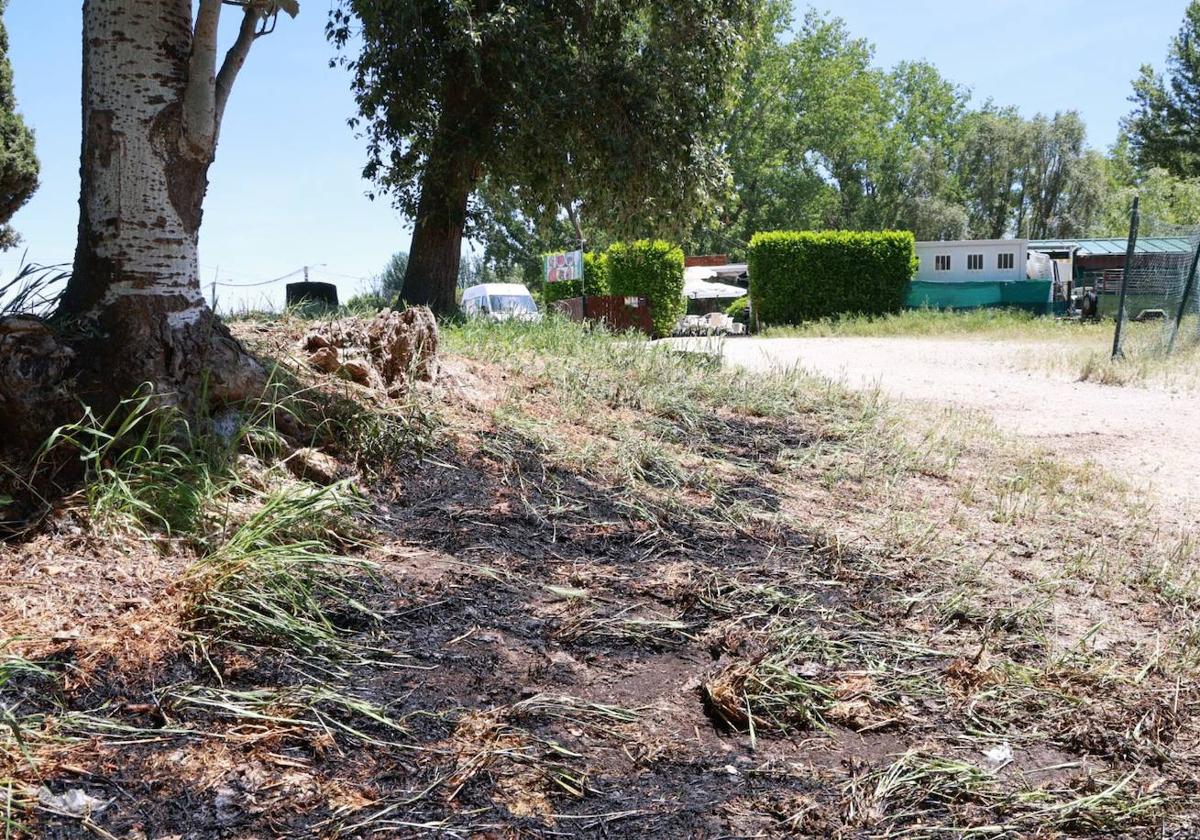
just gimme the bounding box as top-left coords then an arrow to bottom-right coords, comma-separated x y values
998,252 -> 1015,270
967,254 -> 983,271
935,255 -> 951,271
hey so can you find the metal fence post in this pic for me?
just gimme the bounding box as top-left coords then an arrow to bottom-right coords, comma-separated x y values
1112,196 -> 1140,360
1168,234 -> 1200,354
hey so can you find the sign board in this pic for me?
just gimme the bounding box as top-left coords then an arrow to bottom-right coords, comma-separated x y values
544,250 -> 584,284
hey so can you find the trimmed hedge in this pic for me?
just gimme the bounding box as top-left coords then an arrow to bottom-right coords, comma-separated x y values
748,231 -> 916,324
542,251 -> 610,305
607,240 -> 685,338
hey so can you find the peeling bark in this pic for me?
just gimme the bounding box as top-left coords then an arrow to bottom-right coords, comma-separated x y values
54,0 -> 267,412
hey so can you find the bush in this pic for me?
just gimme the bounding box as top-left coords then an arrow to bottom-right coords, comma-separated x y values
725,296 -> 749,322
543,251 -> 610,304
606,240 -> 685,338
748,231 -> 916,324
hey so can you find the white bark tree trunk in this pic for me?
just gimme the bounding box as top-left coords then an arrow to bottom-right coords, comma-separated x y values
58,0 -> 267,409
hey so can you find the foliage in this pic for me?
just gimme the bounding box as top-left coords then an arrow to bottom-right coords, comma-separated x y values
606,240 -> 685,337
542,251 -> 610,305
1124,1 -> 1200,177
366,249 -> 498,305
377,251 -> 408,295
684,7 -> 1109,250
690,6 -> 879,255
0,0 -> 37,250
0,262 -> 69,317
330,0 -> 761,307
748,230 -> 915,325
725,296 -> 749,321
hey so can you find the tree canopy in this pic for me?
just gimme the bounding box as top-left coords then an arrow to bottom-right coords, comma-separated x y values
1125,1 -> 1200,178
330,0 -> 760,312
0,0 -> 37,251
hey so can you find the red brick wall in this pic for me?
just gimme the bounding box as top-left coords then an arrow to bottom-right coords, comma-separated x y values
684,254 -> 729,268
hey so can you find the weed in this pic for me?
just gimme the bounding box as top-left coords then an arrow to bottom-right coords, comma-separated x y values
186,482 -> 376,657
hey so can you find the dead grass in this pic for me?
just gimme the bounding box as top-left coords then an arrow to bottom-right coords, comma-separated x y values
0,313 -> 1198,836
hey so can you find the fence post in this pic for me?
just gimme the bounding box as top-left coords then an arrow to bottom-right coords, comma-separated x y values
1112,196 -> 1140,360
1168,235 -> 1200,354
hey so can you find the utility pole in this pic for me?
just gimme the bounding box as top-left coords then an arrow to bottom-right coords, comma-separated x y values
210,265 -> 219,311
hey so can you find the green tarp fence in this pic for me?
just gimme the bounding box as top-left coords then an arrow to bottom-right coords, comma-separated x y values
906,280 -> 1053,314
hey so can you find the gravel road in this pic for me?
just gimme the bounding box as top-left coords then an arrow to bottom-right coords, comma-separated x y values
683,336 -> 1200,517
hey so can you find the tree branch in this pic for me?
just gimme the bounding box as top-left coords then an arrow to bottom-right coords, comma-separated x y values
182,0 -> 223,157
214,6 -> 262,138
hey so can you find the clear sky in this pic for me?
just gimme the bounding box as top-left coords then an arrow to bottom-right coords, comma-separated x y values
0,1 -> 1190,309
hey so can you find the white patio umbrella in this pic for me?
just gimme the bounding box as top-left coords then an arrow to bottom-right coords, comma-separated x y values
684,277 -> 748,300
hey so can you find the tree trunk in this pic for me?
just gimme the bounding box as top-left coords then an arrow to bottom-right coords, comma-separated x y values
402,158 -> 473,314
56,0 -> 263,411
400,76 -> 480,316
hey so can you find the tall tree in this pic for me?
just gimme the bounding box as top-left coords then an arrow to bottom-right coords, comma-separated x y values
55,0 -> 297,407
0,0 -> 37,250
1018,112 -> 1089,238
866,61 -> 968,238
1093,137 -> 1200,235
956,106 -> 1027,239
788,12 -> 886,229
1124,1 -> 1200,177
330,0 -> 759,314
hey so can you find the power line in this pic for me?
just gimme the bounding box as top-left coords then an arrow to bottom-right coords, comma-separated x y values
311,268 -> 372,282
212,266 -> 307,289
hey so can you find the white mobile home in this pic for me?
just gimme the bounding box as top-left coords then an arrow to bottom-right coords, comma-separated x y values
915,239 -> 1028,283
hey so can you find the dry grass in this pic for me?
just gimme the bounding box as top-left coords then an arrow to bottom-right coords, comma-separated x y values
0,313 -> 1198,836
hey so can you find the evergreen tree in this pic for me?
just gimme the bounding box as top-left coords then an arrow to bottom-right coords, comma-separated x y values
1124,1 -> 1200,177
0,0 -> 38,250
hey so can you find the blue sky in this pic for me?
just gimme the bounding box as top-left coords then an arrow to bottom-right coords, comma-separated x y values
0,1 -> 1190,309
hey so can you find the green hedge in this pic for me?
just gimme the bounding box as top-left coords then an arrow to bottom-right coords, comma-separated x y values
607,240 -> 685,337
543,252 -> 610,304
748,231 -> 916,324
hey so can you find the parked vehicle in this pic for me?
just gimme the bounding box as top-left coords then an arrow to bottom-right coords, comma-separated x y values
461,283 -> 541,321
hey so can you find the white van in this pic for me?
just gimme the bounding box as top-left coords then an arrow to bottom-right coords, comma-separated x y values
461,282 -> 541,321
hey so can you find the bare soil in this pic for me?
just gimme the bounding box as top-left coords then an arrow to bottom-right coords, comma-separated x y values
3,321 -> 1199,838
702,335 -> 1200,517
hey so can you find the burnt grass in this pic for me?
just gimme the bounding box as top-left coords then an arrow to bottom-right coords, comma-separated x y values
8,332 -> 1200,838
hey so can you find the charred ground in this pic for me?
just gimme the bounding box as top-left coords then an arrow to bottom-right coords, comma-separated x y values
2,315 -> 1198,838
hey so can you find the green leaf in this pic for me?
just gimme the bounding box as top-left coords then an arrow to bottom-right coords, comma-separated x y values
0,495 -> 12,509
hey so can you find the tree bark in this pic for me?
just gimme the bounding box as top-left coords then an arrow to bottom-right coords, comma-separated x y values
56,0 -> 263,411
400,77 -> 480,315
402,160 -> 473,315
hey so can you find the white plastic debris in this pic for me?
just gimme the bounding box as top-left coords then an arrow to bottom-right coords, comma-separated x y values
982,742 -> 1013,770
37,787 -> 109,817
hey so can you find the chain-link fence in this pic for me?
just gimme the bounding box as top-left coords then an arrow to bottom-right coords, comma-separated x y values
1111,201 -> 1200,361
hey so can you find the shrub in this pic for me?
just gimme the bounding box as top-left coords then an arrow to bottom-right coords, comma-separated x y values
606,240 -> 685,337
748,231 -> 916,324
543,251 -> 610,305
725,296 -> 749,322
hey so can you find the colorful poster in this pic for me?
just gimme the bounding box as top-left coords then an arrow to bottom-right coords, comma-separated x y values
544,250 -> 584,284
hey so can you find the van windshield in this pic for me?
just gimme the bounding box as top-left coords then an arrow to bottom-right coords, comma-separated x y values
488,295 -> 537,314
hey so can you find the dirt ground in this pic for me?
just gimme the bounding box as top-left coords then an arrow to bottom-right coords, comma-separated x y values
5,319 -> 1200,838
691,335 -> 1200,518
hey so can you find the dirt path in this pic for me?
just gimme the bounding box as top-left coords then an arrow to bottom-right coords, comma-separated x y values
695,336 -> 1200,516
